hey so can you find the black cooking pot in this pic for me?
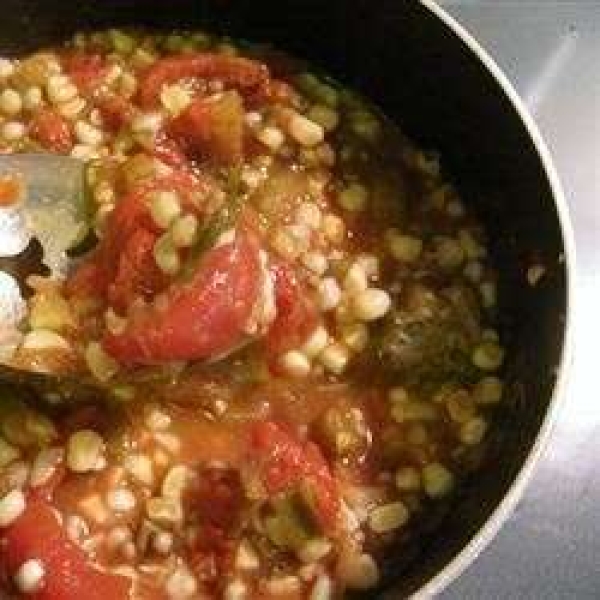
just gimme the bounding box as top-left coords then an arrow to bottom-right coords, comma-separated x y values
0,0 -> 573,596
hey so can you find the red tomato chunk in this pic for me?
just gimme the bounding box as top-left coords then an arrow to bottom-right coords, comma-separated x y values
103,230 -> 261,365
139,53 -> 270,107
251,420 -> 340,529
29,110 -> 73,153
0,502 -> 131,600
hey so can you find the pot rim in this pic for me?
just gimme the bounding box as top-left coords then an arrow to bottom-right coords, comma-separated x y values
411,2 -> 576,597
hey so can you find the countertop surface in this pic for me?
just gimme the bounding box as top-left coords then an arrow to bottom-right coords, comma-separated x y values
435,2 -> 599,599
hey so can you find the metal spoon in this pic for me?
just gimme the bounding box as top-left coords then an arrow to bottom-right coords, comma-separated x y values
0,154 -> 253,405
0,153 -> 99,404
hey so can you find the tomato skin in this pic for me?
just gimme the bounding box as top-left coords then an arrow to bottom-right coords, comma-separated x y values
266,262 -> 319,367
192,468 -> 244,532
66,188 -> 154,311
30,110 -> 73,153
101,171 -> 206,259
97,95 -> 135,132
139,53 -> 269,107
99,181 -> 157,268
103,230 -> 261,365
67,171 -> 204,311
108,227 -> 168,311
61,53 -> 107,95
0,502 -> 131,600
152,136 -> 190,170
251,421 -> 339,529
168,92 -> 244,165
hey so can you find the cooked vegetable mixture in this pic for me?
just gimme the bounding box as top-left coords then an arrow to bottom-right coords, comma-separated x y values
0,30 -> 505,599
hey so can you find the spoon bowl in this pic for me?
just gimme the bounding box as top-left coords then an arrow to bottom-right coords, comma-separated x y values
0,154 -> 94,403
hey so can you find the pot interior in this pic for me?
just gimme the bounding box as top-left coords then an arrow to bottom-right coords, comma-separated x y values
0,0 -> 568,596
